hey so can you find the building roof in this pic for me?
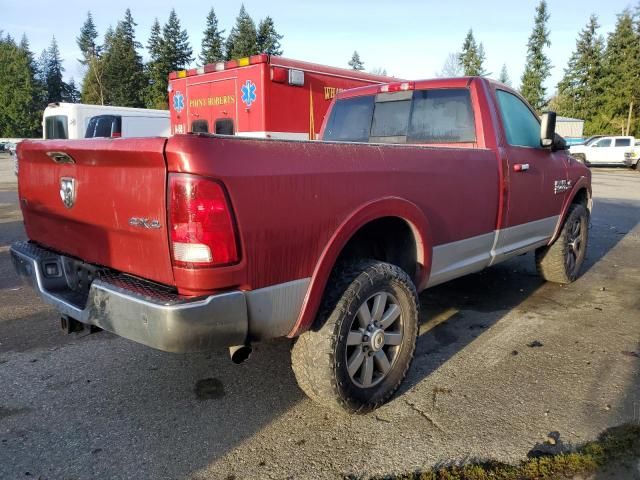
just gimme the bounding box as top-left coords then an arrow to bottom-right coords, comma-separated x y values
557,116 -> 584,123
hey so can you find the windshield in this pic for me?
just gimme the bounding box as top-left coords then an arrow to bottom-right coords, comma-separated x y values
44,115 -> 68,139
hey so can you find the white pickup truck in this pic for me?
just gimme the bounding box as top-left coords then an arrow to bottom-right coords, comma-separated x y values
570,135 -> 638,169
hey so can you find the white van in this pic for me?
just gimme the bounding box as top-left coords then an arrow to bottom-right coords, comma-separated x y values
43,103 -> 170,140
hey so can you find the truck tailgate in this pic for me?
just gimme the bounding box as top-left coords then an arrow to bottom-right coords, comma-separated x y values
17,138 -> 175,286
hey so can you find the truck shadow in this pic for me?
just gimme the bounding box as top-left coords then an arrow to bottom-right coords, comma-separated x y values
399,197 -> 639,397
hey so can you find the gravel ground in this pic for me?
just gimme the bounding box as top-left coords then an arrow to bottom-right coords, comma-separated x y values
0,152 -> 638,480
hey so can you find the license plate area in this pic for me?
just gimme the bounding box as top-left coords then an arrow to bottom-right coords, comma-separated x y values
38,255 -> 106,308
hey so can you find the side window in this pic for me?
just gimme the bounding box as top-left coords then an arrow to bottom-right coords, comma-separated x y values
85,115 -> 120,138
191,119 -> 209,133
45,115 -> 68,139
615,138 -> 631,147
323,96 -> 374,142
593,138 -> 612,148
215,118 -> 234,135
408,89 -> 476,143
496,90 -> 541,148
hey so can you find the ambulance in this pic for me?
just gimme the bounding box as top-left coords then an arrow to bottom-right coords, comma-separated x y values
168,54 -> 396,140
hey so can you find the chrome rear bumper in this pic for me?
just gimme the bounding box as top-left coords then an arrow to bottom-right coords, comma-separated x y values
10,241 -> 248,352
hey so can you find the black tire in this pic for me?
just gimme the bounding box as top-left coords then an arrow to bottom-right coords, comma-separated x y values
291,260 -> 419,413
535,204 -> 589,284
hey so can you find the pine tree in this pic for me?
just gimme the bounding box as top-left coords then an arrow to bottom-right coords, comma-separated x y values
597,9 -> 640,136
226,5 -> 258,60
200,8 -> 225,64
145,18 -> 166,109
101,9 -> 147,107
63,78 -> 81,103
45,36 -> 65,103
77,11 -> 99,64
19,34 -> 46,111
348,51 -> 364,70
520,1 -> 552,111
146,10 -> 193,109
77,11 -> 106,105
556,15 -> 605,134
0,33 -> 42,137
498,64 -> 511,85
256,16 -> 283,56
162,10 -> 193,69
458,30 -> 487,76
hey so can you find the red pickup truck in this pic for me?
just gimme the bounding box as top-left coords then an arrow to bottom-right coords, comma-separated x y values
12,77 -> 591,412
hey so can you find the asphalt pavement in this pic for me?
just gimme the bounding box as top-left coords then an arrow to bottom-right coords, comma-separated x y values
0,153 -> 638,479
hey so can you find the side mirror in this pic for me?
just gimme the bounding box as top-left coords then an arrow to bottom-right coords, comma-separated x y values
540,111 -> 557,148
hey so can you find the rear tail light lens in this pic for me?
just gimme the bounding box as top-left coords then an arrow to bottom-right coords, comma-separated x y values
168,174 -> 239,267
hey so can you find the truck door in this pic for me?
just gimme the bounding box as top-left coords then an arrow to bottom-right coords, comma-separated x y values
186,78 -> 237,134
588,137 -> 612,164
492,89 -> 568,262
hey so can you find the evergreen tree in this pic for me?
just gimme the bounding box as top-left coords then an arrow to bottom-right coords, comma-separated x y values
226,5 -> 258,60
101,9 -> 147,107
77,11 -> 99,64
77,12 -> 106,105
45,36 -> 66,103
498,64 -> 511,85
0,33 -> 42,137
145,18 -> 166,109
200,8 -> 225,64
36,49 -> 48,91
162,10 -> 193,69
458,30 -> 487,76
597,9 -> 640,136
348,51 -> 364,70
520,0 -> 552,111
370,67 -> 388,76
63,78 -> 81,103
256,16 -> 283,55
146,10 -> 193,109
19,34 -> 46,111
556,15 -> 605,135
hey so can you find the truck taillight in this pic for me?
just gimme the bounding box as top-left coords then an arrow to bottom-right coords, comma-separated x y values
168,174 -> 239,268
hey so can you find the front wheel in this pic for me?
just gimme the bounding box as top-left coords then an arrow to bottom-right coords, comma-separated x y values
535,204 -> 589,284
291,260 -> 419,413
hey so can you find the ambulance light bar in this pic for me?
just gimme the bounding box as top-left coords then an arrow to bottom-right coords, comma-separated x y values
169,54 -> 269,80
270,66 -> 305,87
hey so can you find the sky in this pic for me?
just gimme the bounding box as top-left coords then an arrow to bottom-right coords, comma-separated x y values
1,0 -> 636,93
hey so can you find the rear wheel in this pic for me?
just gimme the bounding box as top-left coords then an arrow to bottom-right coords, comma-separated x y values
291,260 -> 418,413
535,204 -> 589,284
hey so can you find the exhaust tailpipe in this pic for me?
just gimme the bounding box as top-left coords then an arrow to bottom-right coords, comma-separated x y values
229,345 -> 252,364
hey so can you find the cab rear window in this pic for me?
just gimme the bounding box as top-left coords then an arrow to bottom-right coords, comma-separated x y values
323,88 -> 476,144
322,96 -> 374,143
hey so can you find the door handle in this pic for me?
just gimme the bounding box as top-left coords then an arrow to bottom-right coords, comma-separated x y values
513,163 -> 530,172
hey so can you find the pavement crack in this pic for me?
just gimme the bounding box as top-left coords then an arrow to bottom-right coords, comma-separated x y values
404,399 -> 445,433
